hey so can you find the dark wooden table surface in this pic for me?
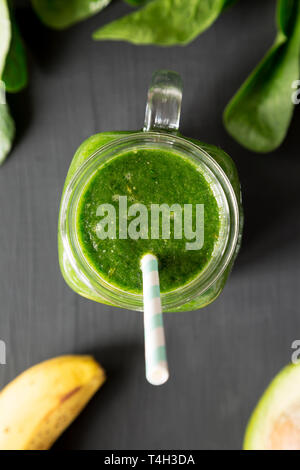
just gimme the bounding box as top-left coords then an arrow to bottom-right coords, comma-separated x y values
0,0 -> 299,450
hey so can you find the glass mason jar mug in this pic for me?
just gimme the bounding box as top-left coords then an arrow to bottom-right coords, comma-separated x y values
58,71 -> 243,312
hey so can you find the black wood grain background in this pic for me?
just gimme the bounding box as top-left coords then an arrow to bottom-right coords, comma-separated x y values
0,0 -> 299,449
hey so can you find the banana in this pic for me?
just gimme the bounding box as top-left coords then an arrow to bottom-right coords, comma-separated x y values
0,355 -> 105,450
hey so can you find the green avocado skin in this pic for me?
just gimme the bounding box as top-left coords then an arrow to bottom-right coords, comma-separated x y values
243,362 -> 300,450
58,131 -> 242,312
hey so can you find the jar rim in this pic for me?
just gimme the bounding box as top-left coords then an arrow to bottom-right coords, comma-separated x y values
60,132 -> 240,311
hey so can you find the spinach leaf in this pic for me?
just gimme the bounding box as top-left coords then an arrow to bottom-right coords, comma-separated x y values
0,0 -> 11,76
31,0 -> 111,29
123,0 -> 149,6
0,102 -> 15,165
3,16 -> 28,93
223,0 -> 238,8
93,0 -> 230,46
224,0 -> 300,153
0,0 -> 15,164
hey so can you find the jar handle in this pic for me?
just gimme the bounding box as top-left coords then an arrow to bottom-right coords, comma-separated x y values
143,70 -> 183,133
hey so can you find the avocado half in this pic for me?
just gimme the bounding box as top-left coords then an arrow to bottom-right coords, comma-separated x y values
244,363 -> 300,450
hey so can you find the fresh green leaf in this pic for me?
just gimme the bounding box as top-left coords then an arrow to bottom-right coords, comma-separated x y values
0,0 -> 14,163
2,17 -> 28,93
0,0 -> 11,76
31,0 -> 111,29
224,0 -> 300,153
223,0 -> 238,9
123,0 -> 149,6
93,0 -> 230,46
0,102 -> 15,164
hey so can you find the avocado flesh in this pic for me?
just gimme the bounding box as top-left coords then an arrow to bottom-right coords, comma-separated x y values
244,363 -> 300,450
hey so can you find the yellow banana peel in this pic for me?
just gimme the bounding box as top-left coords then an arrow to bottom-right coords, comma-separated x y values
0,355 -> 105,450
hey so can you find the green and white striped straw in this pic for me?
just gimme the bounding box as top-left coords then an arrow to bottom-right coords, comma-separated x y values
140,254 -> 169,386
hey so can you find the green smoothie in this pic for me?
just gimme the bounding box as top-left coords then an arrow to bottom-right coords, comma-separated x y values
76,147 -> 220,294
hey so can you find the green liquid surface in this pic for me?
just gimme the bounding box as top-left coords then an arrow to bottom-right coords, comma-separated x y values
76,148 -> 220,294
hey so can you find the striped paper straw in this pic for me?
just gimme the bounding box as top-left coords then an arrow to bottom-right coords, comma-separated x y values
140,254 -> 169,386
